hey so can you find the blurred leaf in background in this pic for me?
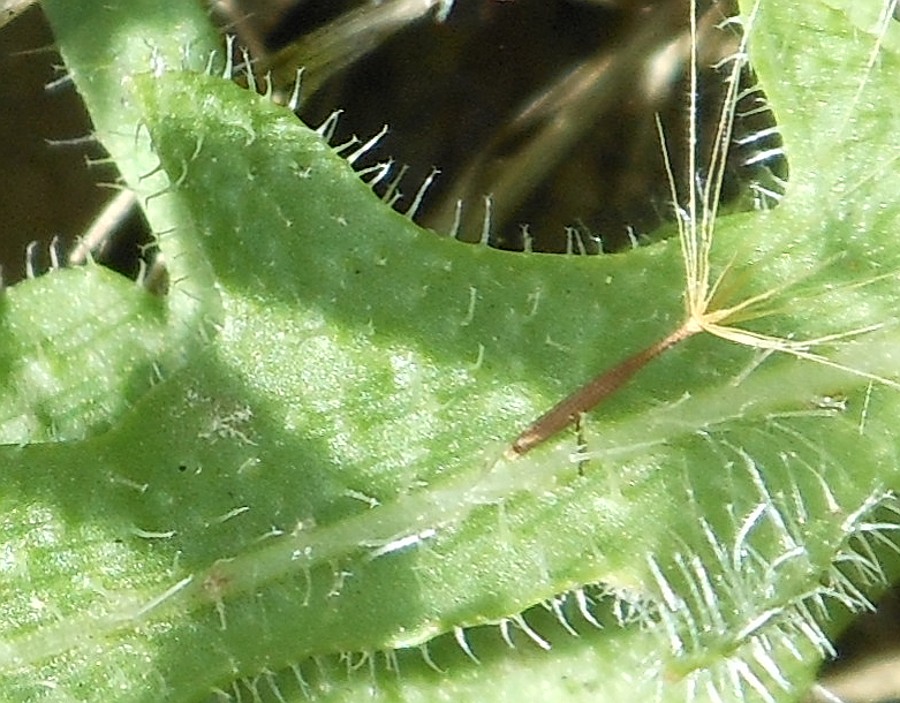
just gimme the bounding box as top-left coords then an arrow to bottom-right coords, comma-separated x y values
234,0 -> 787,252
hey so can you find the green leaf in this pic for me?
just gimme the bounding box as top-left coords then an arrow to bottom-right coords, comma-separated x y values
4,1 -> 900,701
0,266 -> 169,442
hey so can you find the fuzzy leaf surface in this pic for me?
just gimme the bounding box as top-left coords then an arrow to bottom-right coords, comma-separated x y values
2,1 -> 899,702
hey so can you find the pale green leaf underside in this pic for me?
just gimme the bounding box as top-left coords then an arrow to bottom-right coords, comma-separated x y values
2,1 -> 899,702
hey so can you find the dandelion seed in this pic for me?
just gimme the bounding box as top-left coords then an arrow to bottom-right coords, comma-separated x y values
505,0 -> 899,459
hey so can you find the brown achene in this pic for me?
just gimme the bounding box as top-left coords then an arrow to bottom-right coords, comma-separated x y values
505,323 -> 698,459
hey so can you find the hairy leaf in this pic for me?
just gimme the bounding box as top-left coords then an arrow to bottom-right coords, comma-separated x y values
3,1 -> 899,701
